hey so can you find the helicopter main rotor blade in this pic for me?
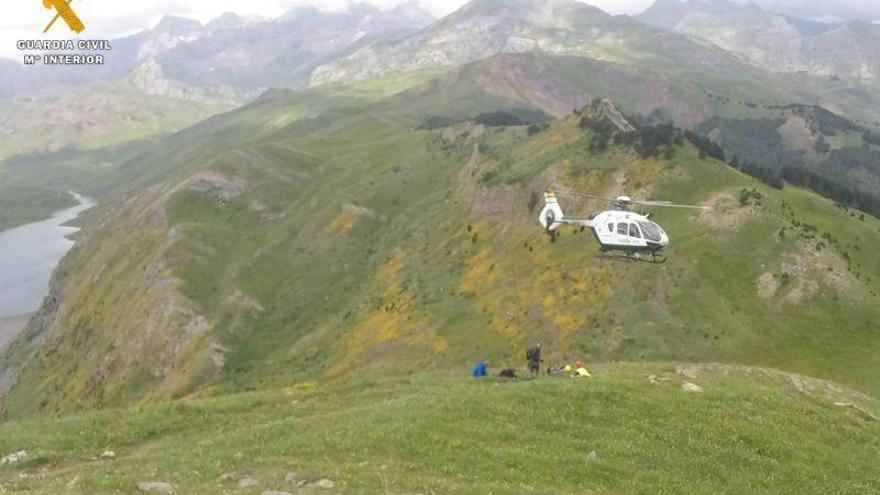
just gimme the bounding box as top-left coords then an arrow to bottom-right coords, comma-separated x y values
632,200 -> 710,210
555,191 -> 618,202
550,190 -> 711,210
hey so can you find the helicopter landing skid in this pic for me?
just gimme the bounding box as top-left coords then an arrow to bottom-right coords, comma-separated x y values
598,250 -> 667,264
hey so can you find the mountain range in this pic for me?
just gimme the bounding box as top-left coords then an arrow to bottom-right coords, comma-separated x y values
310,0 -> 751,84
3,0 -> 880,410
1,1 -> 880,490
0,3 -> 435,103
640,0 -> 880,84
0,3 -> 437,226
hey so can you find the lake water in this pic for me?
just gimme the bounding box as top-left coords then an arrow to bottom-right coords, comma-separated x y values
0,193 -> 95,318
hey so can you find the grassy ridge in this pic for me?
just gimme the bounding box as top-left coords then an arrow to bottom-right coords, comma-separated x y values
0,364 -> 878,494
4,54 -> 880,419
5,103 -> 880,420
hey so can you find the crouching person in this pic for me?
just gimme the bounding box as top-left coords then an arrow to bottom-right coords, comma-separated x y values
472,360 -> 489,379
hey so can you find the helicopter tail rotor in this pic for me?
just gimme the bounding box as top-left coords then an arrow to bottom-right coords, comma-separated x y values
538,192 -> 565,234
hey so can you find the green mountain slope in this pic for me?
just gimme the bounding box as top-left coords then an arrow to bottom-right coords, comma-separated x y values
698,104 -> 880,216
0,78 -> 235,231
1,364 -> 878,494
3,61 -> 880,418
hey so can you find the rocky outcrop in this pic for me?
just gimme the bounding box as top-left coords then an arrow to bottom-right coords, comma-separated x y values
129,58 -> 205,100
0,450 -> 28,465
0,183 -> 220,417
584,98 -> 636,133
0,255 -> 73,399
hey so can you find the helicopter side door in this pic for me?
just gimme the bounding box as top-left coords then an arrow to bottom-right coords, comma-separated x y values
605,220 -> 648,249
627,222 -> 648,248
592,213 -> 619,247
592,213 -> 648,250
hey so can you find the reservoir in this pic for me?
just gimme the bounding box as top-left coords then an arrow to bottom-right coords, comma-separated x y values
0,193 -> 94,333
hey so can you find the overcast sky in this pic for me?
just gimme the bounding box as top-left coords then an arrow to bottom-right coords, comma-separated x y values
3,0 -> 880,60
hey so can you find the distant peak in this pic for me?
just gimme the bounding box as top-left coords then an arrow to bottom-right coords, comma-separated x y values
205,11 -> 253,31
209,12 -> 240,23
280,1 -> 433,27
449,0 -> 610,23
153,15 -> 202,34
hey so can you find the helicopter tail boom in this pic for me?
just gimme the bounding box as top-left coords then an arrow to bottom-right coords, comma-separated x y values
538,192 -> 594,233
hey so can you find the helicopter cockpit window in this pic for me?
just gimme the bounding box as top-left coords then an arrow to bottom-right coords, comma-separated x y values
616,223 -> 628,236
629,223 -> 641,238
608,223 -> 614,232
637,220 -> 663,242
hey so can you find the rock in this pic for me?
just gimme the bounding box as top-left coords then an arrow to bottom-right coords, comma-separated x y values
790,375 -> 815,395
834,402 -> 879,421
218,473 -> 235,481
313,479 -> 336,489
647,374 -> 669,384
682,382 -> 704,393
0,450 -> 28,465
99,450 -> 116,459
586,98 -> 636,133
239,477 -> 260,488
137,481 -> 173,493
184,171 -> 246,202
675,366 -> 698,380
586,451 -> 599,462
284,472 -> 298,484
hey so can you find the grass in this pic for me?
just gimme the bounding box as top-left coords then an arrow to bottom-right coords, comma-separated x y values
0,187 -> 76,231
5,97 -> 880,419
1,363 -> 878,494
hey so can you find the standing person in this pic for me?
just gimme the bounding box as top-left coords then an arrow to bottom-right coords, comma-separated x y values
526,343 -> 542,377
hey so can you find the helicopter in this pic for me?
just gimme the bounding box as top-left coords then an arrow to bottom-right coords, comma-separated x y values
537,191 -> 708,263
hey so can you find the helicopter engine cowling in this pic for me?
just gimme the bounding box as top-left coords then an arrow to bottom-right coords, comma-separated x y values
538,192 -> 565,232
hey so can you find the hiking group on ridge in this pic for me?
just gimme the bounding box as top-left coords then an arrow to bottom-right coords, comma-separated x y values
472,342 -> 592,380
